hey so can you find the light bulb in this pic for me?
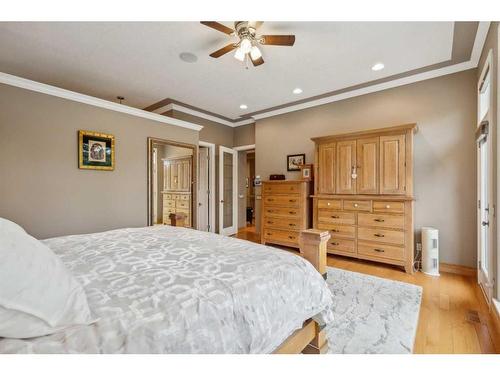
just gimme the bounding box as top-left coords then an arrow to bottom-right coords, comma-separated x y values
240,38 -> 252,54
250,46 -> 262,60
234,48 -> 245,61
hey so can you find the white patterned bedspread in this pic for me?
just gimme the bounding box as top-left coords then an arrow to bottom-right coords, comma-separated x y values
0,226 -> 334,353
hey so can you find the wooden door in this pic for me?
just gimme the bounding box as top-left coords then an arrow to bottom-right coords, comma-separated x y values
336,140 -> 356,194
379,135 -> 406,194
318,143 -> 335,194
356,137 -> 379,194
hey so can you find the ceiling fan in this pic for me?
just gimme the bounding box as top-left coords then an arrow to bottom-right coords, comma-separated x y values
200,21 -> 295,67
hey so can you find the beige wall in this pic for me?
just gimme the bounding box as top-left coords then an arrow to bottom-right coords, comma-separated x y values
0,83 -> 198,239
234,123 -> 255,147
255,69 -> 478,267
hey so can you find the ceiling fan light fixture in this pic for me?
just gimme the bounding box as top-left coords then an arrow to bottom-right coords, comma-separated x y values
293,88 -> 303,95
240,38 -> 252,54
250,46 -> 262,60
234,48 -> 245,61
372,62 -> 385,71
240,104 -> 248,110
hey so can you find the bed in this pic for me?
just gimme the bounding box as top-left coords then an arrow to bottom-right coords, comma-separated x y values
0,225 -> 333,354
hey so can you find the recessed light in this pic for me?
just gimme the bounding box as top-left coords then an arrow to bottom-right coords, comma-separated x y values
372,62 -> 385,71
240,104 -> 248,110
293,88 -> 303,94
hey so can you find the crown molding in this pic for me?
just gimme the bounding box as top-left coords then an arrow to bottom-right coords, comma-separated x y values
151,102 -> 255,128
0,72 -> 204,131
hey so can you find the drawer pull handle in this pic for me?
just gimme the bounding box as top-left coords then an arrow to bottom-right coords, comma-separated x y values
289,211 -> 296,214
332,229 -> 340,233
374,248 -> 385,253
385,205 -> 391,209
289,199 -> 297,203
374,233 -> 385,238
331,242 -> 340,246
353,203 -> 359,208
331,215 -> 340,219
374,218 -> 385,222
288,236 -> 295,240
268,210 -> 273,213
268,199 -> 274,201
267,221 -> 273,224
267,233 -> 272,236
288,223 -> 296,227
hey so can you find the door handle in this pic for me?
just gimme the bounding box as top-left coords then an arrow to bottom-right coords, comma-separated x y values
220,200 -> 224,203
482,221 -> 489,226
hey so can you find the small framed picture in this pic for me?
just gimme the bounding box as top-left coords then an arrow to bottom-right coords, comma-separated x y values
287,153 -> 305,171
78,130 -> 115,171
299,164 -> 313,181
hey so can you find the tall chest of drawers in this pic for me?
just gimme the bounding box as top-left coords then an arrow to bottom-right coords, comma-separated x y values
261,180 -> 311,248
312,124 -> 416,273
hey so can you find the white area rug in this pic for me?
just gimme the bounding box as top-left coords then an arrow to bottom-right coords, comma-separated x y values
325,267 -> 422,354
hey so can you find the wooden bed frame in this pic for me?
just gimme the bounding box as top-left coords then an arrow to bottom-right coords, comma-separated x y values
169,213 -> 330,354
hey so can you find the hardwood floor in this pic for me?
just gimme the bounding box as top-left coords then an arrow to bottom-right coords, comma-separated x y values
236,228 -> 500,354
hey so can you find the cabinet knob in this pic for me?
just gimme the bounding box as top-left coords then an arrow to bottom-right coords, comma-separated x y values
386,205 -> 391,209
354,203 -> 359,208
327,202 -> 331,206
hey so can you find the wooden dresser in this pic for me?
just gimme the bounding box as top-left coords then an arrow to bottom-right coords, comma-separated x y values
162,156 -> 192,227
261,180 -> 311,248
312,124 -> 416,273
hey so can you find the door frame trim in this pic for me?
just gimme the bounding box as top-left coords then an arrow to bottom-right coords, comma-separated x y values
199,141 -> 216,233
219,146 -> 238,235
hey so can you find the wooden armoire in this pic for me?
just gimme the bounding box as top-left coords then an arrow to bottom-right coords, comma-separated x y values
312,124 -> 416,273
162,156 -> 192,227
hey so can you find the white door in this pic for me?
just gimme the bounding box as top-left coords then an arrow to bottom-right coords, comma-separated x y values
476,52 -> 494,304
477,128 -> 493,302
219,146 -> 238,235
198,147 -> 210,231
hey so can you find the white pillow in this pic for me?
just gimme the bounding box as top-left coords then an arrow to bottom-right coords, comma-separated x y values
0,219 -> 93,338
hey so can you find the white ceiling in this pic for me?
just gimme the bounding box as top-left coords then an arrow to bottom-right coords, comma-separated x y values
0,22 -> 454,119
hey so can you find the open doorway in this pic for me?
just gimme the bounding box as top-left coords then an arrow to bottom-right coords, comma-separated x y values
236,145 -> 256,238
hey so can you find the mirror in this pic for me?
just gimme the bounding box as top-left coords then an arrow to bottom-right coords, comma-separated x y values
147,137 -> 197,228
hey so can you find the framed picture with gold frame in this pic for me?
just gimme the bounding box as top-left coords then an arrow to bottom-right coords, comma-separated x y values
299,164 -> 313,181
78,130 -> 115,171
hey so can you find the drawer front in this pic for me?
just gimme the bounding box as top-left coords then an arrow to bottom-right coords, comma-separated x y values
373,201 -> 405,214
164,200 -> 175,208
317,223 -> 355,239
327,238 -> 355,254
317,210 -> 356,225
263,206 -> 300,218
176,200 -> 190,209
357,227 -> 404,246
343,200 -> 372,211
357,241 -> 405,261
263,229 -> 299,245
263,217 -> 302,230
264,195 -> 300,207
263,183 -> 301,194
317,199 -> 342,210
358,213 -> 404,230
179,194 -> 190,201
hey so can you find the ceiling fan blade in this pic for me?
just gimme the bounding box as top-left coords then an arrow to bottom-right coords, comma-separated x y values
209,43 -> 237,58
200,21 -> 234,35
248,21 -> 264,30
260,35 -> 295,46
250,54 -> 264,67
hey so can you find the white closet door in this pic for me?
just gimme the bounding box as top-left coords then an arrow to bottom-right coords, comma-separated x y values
219,146 -> 238,236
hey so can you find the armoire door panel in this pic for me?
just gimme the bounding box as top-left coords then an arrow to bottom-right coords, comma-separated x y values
318,143 -> 336,194
356,137 -> 379,194
379,135 -> 406,194
336,140 -> 356,194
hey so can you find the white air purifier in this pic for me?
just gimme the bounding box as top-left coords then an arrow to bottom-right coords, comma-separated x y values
421,227 -> 439,276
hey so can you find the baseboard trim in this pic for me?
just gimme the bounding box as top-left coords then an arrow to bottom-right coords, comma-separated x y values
440,262 -> 477,277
